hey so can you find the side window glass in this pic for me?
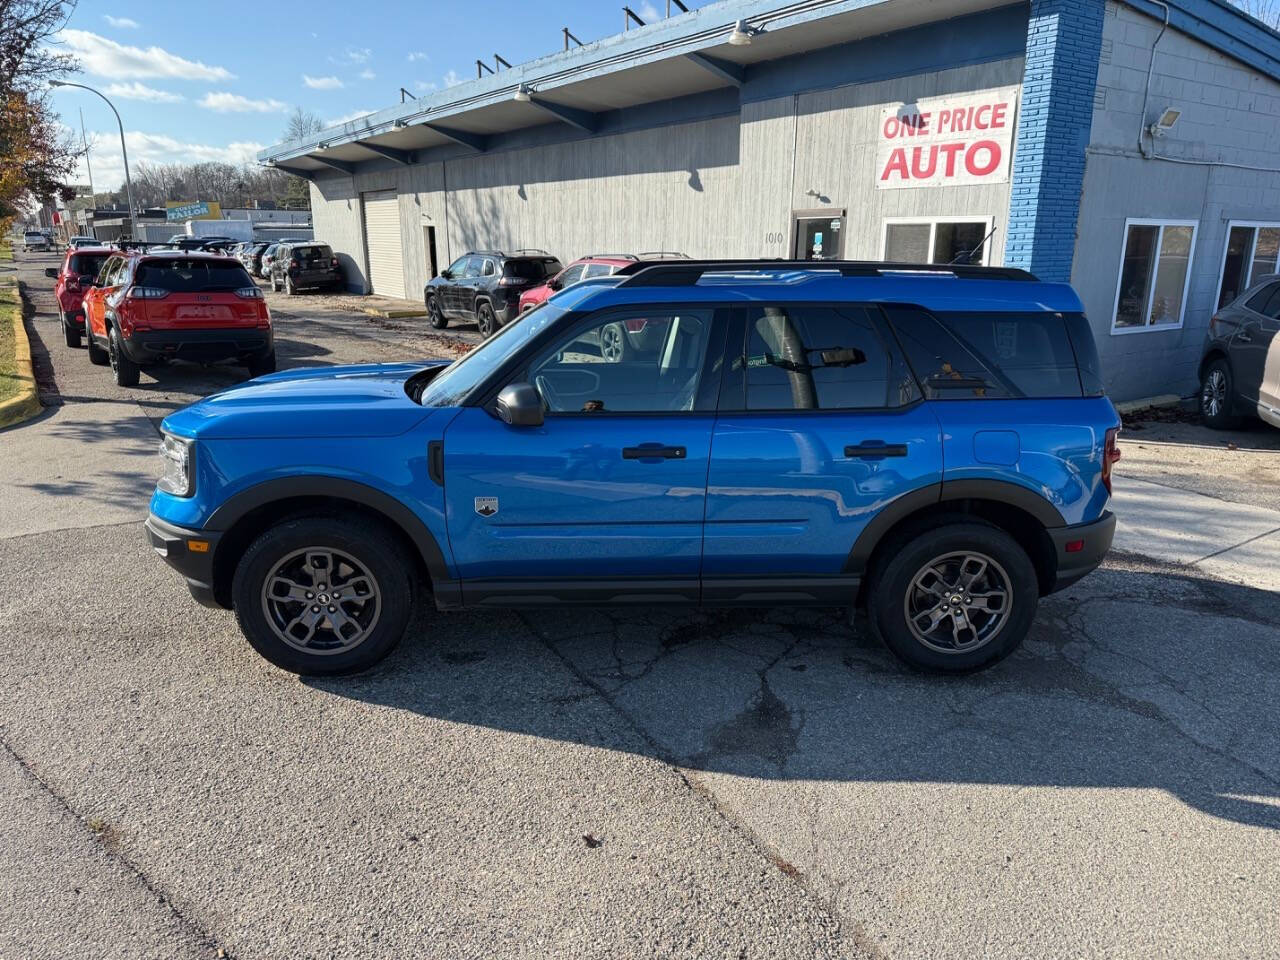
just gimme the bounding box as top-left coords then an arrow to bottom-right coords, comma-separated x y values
743,305 -> 916,410
583,262 -> 614,279
530,309 -> 714,413
883,307 -> 1011,399
934,311 -> 1084,398
462,257 -> 481,279
446,256 -> 469,276
482,258 -> 496,277
1261,285 -> 1280,319
1245,283 -> 1276,314
558,263 -> 586,287
95,258 -> 116,286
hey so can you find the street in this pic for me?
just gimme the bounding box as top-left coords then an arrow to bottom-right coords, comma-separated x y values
2,250 -> 1279,959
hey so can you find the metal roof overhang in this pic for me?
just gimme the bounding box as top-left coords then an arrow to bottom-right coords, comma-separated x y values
259,0 -> 1018,173
259,0 -> 1280,175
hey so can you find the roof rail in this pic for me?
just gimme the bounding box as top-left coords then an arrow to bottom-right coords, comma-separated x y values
636,250 -> 690,260
613,259 -> 1038,286
584,252 -> 640,261
510,247 -> 553,257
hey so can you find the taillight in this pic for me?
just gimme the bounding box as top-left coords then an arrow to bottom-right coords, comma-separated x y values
126,286 -> 169,299
1102,427 -> 1121,494
330,258 -> 338,268
235,287 -> 263,299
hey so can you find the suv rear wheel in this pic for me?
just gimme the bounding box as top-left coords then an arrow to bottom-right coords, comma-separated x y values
63,314 -> 81,348
867,521 -> 1038,673
1200,358 -> 1240,429
108,326 -> 140,387
476,300 -> 497,337
246,349 -> 276,378
231,517 -> 414,675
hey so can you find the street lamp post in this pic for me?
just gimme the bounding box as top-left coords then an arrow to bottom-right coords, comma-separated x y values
49,80 -> 138,239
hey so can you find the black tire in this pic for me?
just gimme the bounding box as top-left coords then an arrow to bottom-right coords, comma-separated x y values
63,316 -> 82,348
866,520 -> 1039,673
427,294 -> 447,329
599,322 -> 628,363
86,326 -> 109,365
285,275 -> 296,296
246,349 -> 277,377
231,516 -> 415,675
1199,357 -> 1240,429
108,325 -> 140,387
476,300 -> 496,337
270,274 -> 280,292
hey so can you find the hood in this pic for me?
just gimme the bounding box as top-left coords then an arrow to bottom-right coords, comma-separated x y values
163,360 -> 452,440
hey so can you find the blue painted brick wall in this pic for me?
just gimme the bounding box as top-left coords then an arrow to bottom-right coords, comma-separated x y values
1004,0 -> 1106,282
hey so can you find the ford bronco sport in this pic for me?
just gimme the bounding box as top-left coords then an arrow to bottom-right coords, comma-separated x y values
146,260 -> 1119,676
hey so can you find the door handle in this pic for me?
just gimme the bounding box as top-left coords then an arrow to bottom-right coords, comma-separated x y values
622,444 -> 686,460
845,441 -> 908,459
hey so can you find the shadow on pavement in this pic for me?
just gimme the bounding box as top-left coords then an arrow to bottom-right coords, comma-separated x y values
308,563 -> 1280,832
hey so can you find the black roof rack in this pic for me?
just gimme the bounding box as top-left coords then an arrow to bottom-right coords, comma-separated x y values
613,259 -> 1038,286
468,248 -> 555,258
636,250 -> 690,260
584,252 -> 639,261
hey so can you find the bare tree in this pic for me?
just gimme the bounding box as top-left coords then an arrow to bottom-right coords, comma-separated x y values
1234,0 -> 1280,27
0,0 -> 77,93
285,107 -> 324,142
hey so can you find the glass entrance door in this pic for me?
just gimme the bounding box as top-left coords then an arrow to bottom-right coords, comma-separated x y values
793,213 -> 846,261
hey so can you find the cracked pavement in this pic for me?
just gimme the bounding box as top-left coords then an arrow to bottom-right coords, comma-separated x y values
2,250 -> 1279,958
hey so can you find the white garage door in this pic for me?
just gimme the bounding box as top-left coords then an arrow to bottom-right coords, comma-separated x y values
362,190 -> 405,299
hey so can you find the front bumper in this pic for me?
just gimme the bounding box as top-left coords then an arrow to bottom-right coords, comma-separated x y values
122,327 -> 273,365
144,513 -> 224,608
1047,511 -> 1116,593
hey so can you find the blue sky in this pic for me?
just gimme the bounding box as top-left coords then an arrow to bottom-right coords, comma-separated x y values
50,0 -> 697,192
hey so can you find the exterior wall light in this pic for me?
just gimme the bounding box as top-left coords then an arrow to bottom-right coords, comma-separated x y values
728,19 -> 757,45
514,83 -> 533,102
1148,107 -> 1180,138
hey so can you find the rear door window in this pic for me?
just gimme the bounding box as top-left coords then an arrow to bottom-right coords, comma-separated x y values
1245,283 -> 1277,314
557,263 -> 587,288
135,258 -> 252,292
887,308 -> 1085,398
739,305 -> 918,410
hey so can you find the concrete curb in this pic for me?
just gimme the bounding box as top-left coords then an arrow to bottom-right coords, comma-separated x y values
1114,393 -> 1182,415
361,306 -> 427,319
0,282 -> 42,431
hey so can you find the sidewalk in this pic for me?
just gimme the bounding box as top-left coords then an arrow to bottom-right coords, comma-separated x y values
1112,476 -> 1280,591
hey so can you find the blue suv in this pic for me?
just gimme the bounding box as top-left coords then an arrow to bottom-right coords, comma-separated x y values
145,260 -> 1120,676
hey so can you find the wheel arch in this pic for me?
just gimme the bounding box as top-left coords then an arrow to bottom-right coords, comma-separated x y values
847,481 -> 1063,600
1198,347 -> 1232,382
204,477 -> 452,609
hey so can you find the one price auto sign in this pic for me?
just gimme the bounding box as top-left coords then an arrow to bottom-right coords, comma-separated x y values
876,86 -> 1018,190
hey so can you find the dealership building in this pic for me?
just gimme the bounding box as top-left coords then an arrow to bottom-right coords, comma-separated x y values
260,0 -> 1280,402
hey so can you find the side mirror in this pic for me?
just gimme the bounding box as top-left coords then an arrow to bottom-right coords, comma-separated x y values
495,382 -> 544,427
44,267 -> 58,279
548,276 -> 562,291
440,269 -> 452,280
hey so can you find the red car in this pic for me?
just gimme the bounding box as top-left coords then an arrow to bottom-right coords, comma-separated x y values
517,252 -> 689,314
83,250 -> 275,387
45,246 -> 116,347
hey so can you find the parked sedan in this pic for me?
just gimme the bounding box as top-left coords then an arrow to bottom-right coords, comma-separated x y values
1200,274 -> 1280,429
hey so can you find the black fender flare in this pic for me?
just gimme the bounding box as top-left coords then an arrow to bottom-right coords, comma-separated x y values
844,479 -> 1065,574
204,475 -> 452,591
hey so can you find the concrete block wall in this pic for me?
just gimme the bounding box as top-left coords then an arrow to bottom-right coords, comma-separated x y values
1070,0 -> 1280,401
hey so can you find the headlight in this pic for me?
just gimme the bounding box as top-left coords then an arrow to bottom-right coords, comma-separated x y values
157,433 -> 194,497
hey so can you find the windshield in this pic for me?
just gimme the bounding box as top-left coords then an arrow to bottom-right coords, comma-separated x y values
416,302 -> 570,407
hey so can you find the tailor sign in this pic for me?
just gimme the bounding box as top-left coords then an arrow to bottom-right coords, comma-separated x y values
876,86 -> 1018,189
166,201 -> 222,221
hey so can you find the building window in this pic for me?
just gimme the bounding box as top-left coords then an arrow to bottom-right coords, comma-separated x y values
1110,219 -> 1198,334
1215,221 -> 1280,309
882,217 -> 994,266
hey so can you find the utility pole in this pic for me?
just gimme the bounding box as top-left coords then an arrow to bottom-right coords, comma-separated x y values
50,81 -> 137,239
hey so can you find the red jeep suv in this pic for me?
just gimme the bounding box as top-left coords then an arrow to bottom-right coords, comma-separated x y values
45,246 -> 116,347
518,252 -> 688,314
83,251 -> 275,387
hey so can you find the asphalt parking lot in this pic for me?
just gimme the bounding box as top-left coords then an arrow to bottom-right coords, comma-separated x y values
2,250 -> 1279,959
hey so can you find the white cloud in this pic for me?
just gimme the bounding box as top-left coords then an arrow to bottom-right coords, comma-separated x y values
407,51 -> 428,62
59,29 -> 234,82
74,131 -> 264,192
325,109 -> 375,126
443,69 -> 463,88
338,47 -> 371,64
103,82 -> 183,103
359,68 -> 376,80
414,80 -> 436,93
103,15 -> 139,28
638,1 -> 660,21
303,74 -> 343,90
198,92 -> 286,113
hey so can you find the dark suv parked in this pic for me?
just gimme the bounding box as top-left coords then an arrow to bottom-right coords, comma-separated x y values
269,242 -> 343,294
425,250 -> 563,336
1199,274 -> 1280,430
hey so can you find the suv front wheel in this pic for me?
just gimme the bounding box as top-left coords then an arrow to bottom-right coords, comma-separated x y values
1200,358 -> 1239,429
231,517 -> 414,675
867,521 -> 1039,673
